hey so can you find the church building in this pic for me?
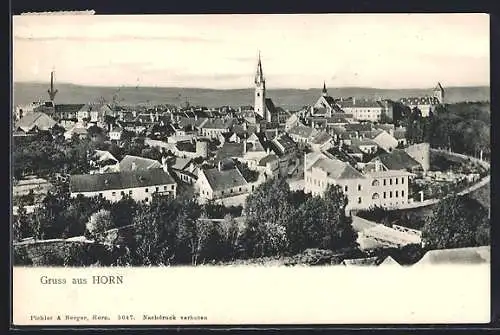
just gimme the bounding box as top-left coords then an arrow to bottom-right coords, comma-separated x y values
310,82 -> 343,118
254,53 -> 277,124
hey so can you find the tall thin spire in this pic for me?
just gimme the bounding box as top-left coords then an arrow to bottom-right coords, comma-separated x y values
255,51 -> 264,85
47,68 -> 58,101
322,81 -> 327,96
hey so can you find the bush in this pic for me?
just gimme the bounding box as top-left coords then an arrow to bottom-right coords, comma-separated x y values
13,246 -> 33,266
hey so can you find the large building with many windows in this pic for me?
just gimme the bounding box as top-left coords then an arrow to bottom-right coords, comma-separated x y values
304,152 -> 414,212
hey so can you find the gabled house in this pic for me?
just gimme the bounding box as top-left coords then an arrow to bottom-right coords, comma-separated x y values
15,112 -> 58,133
89,150 -> 119,174
119,155 -> 163,172
200,118 -> 234,139
288,123 -> 319,146
169,157 -> 199,184
310,131 -> 333,152
196,164 -> 249,200
64,123 -> 88,140
368,130 -> 399,153
269,133 -> 298,177
350,138 -> 379,155
337,98 -> 386,122
368,149 -> 423,173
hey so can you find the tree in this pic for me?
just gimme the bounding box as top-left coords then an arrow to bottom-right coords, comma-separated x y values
243,178 -> 294,257
131,195 -> 202,265
319,185 -> 357,250
86,209 -> 114,242
422,194 -> 490,249
219,214 -> 243,260
110,195 -> 139,228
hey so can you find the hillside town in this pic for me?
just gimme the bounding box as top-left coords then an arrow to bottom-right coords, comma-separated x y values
12,54 -> 490,267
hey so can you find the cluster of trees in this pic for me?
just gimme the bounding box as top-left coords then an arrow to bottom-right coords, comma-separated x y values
12,132 -> 94,179
14,178 -> 357,266
12,129 -> 168,180
357,192 -> 490,249
422,193 -> 489,249
242,178 -> 357,258
395,102 -> 490,159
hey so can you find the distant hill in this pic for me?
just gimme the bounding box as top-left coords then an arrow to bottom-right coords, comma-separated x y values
13,82 -> 490,111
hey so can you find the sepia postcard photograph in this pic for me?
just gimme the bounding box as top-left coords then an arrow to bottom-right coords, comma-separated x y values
11,12 -> 491,326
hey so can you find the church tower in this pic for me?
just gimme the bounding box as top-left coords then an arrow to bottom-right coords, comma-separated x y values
433,82 -> 445,104
322,81 -> 328,97
254,52 -> 266,120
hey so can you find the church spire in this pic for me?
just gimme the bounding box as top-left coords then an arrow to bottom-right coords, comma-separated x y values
322,81 -> 327,96
255,51 -> 265,85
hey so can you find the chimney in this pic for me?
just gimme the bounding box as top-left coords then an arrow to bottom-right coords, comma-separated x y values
243,139 -> 247,154
375,159 -> 381,172
353,97 -> 356,105
243,122 -> 247,131
195,114 -> 198,121
218,161 -> 222,172
131,162 -> 137,171
266,147 -> 270,154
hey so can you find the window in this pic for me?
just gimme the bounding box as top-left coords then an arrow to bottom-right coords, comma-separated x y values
129,190 -> 133,195
99,193 -> 103,197
390,179 -> 393,185
156,187 -> 159,192
145,188 -> 149,193
358,197 -> 362,204
344,185 -> 348,192
372,193 -> 379,200
395,191 -> 399,197
358,184 -> 361,191
402,178 -> 405,184
230,189 -> 233,193
372,180 -> 379,187
222,191 -> 225,195
112,191 -> 116,196
395,178 -> 398,185
145,197 -> 149,202
239,187 -> 242,191
383,179 -> 386,186
389,191 -> 392,198
383,192 -> 386,199
164,186 -> 167,191
171,185 -> 174,190
257,93 -> 260,97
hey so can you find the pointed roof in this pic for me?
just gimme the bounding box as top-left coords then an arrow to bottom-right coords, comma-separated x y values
434,82 -> 444,91
255,51 -> 265,84
322,81 -> 327,95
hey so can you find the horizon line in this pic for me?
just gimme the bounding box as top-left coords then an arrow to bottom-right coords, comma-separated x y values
13,80 -> 491,91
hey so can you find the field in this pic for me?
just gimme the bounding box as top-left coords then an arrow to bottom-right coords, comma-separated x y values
13,82 -> 490,111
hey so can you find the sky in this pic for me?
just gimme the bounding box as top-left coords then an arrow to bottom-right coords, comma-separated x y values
13,14 -> 490,89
